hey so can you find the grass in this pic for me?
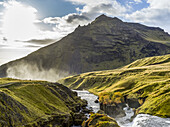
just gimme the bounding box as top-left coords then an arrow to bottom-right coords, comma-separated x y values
0,78 -> 85,126
60,54 -> 170,118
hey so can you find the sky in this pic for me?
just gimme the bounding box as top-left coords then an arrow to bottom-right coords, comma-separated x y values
0,0 -> 170,65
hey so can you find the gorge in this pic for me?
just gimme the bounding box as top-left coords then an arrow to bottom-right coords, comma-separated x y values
75,90 -> 170,127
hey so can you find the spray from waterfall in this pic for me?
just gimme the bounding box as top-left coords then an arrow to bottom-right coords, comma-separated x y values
7,60 -> 70,82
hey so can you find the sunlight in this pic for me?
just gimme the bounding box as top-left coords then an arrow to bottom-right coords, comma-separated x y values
2,1 -> 39,41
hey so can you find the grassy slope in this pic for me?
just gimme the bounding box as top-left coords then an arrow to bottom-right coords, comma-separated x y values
0,78 -> 85,126
129,23 -> 170,46
60,54 -> 170,118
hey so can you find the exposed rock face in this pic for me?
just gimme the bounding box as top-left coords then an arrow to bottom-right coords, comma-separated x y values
0,15 -> 170,80
99,96 -> 141,118
126,98 -> 141,109
100,103 -> 126,118
99,97 -> 142,119
0,78 -> 88,126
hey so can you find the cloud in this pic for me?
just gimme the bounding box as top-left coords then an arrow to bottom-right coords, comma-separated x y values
25,39 -> 56,45
65,0 -> 112,5
0,2 -> 4,5
2,1 -> 39,41
0,12 -> 3,15
66,14 -> 89,23
0,0 -> 65,49
126,0 -> 170,33
134,0 -> 142,3
42,0 -> 127,39
67,0 -> 127,18
42,13 -> 91,39
1,0 -> 127,45
147,0 -> 170,8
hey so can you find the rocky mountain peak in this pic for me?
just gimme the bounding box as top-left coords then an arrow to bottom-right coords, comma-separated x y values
93,14 -> 123,23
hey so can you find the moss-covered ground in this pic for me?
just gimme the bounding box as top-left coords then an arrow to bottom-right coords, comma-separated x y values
82,113 -> 120,127
0,78 -> 85,126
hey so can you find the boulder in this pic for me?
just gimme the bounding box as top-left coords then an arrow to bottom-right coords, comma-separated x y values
126,98 -> 141,109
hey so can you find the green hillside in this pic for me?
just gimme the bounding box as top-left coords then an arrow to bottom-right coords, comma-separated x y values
60,54 -> 170,118
0,78 -> 87,126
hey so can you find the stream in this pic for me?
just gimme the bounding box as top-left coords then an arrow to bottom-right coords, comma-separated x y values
74,90 -> 170,127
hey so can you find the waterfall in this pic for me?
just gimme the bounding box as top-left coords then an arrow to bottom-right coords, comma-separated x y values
116,104 -> 134,127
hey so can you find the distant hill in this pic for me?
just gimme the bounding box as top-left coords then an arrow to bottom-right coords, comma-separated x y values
60,54 -> 170,117
0,15 -> 170,80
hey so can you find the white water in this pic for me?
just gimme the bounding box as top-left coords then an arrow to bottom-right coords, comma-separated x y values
72,90 -> 100,127
116,104 -> 170,127
132,114 -> 170,127
73,90 -> 100,113
74,90 -> 170,127
116,104 -> 134,127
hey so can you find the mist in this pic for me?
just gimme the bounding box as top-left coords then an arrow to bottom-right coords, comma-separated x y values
6,61 -> 70,82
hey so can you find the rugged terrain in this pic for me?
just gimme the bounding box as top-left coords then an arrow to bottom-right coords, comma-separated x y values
0,15 -> 170,79
0,78 -> 87,126
60,54 -> 170,118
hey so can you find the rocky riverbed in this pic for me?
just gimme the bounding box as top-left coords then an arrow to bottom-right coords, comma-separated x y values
74,90 -> 170,127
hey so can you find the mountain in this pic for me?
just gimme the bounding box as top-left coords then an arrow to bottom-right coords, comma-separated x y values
0,78 -> 87,126
60,54 -> 170,118
0,14 -> 170,80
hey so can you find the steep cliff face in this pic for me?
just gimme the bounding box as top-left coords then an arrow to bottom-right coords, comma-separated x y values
0,15 -> 170,80
61,54 -> 170,118
0,78 -> 87,126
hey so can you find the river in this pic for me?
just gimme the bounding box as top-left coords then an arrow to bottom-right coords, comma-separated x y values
74,90 -> 170,127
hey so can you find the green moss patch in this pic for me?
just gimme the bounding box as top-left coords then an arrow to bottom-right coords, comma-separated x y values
82,113 -> 120,127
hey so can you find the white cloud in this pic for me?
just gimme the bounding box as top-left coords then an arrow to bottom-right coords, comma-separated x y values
0,2 -> 4,5
0,0 -> 66,47
43,13 -> 90,39
66,0 -> 126,18
126,0 -> 170,33
65,0 -> 112,5
42,0 -> 127,39
2,1 -> 39,41
134,0 -> 142,3
147,0 -> 170,8
1,0 -> 127,45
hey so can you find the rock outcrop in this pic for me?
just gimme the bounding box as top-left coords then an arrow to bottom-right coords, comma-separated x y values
100,103 -> 126,118
82,113 -> 120,127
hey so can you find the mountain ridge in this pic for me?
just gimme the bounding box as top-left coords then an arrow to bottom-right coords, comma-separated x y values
0,15 -> 170,80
